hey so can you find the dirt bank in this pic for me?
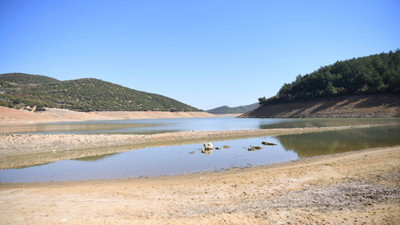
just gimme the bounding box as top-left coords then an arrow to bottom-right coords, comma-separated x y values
240,93 -> 400,118
0,106 -> 214,125
0,125 -> 381,169
1,146 -> 399,224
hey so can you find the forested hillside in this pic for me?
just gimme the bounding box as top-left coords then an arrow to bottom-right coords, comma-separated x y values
0,73 -> 60,85
259,50 -> 400,104
0,73 -> 199,112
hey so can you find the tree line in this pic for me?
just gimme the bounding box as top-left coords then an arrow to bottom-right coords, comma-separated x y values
259,50 -> 400,104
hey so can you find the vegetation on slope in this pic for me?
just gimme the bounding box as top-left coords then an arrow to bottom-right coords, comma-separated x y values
0,73 -> 60,85
259,50 -> 400,104
0,73 -> 199,112
207,103 -> 258,114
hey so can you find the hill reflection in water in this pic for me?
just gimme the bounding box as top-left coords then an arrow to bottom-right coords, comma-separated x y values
259,118 -> 400,129
275,125 -> 400,158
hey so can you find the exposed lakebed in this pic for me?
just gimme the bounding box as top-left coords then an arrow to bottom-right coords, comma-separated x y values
1,117 -> 399,183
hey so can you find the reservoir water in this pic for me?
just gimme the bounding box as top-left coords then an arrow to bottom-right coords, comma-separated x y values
1,117 -> 399,182
2,117 -> 399,134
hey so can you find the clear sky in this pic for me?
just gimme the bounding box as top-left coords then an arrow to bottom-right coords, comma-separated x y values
1,0 -> 399,110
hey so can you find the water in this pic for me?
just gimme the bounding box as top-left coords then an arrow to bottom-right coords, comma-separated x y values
1,123 -> 399,183
2,117 -> 399,134
1,117 -> 283,134
276,125 -> 400,157
0,137 -> 295,182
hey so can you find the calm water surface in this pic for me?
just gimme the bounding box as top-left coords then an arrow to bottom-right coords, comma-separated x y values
2,117 -> 400,134
1,121 -> 399,183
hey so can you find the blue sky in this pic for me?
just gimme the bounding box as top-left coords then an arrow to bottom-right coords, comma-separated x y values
1,0 -> 399,110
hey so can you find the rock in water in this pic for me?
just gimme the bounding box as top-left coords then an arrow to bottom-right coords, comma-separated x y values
248,146 -> 263,151
204,142 -> 214,150
262,141 -> 277,146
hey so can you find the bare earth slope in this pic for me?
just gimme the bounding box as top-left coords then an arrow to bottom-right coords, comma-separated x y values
240,94 -> 400,118
0,107 -> 214,125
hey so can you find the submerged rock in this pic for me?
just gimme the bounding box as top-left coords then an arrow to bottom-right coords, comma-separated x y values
262,141 -> 277,146
248,146 -> 263,151
248,147 -> 255,151
223,145 -> 231,148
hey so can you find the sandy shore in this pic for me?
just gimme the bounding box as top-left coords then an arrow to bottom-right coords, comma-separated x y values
1,146 -> 399,224
0,125 -> 380,169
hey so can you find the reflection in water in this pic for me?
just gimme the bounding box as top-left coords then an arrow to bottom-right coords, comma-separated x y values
75,153 -> 118,161
201,148 -> 214,155
276,125 -> 400,158
259,118 -> 400,129
0,122 -> 160,134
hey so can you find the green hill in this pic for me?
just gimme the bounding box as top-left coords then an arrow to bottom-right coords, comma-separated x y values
207,103 -> 258,114
258,50 -> 400,104
0,73 -> 60,85
0,73 -> 199,112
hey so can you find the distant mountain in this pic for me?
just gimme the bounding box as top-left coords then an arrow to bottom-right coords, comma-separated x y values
0,73 -> 199,112
207,103 -> 258,114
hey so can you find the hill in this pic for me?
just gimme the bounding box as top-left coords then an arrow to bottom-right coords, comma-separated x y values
0,73 -> 199,112
207,103 -> 258,114
0,73 -> 60,85
258,50 -> 400,104
245,50 -> 400,118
